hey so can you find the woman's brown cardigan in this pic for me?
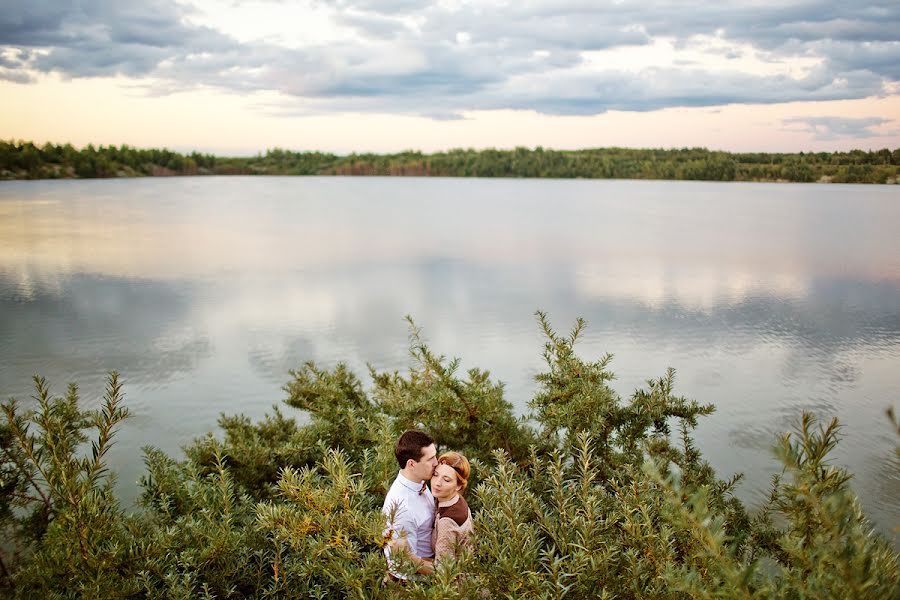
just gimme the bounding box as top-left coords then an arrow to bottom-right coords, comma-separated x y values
432,495 -> 473,562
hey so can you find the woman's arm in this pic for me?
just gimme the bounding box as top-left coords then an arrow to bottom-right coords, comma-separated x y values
433,517 -> 462,562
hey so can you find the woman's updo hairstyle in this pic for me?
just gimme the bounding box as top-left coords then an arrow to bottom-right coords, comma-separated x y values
437,451 -> 470,493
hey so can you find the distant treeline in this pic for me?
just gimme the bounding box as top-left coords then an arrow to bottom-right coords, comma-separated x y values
3,139 -> 899,183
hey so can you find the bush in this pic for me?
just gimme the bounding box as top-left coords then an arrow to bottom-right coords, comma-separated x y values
1,316 -> 897,598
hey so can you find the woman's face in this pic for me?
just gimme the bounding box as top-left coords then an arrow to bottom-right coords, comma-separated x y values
430,463 -> 461,501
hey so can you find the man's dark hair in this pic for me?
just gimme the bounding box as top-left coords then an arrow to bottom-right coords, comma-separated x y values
395,430 -> 434,468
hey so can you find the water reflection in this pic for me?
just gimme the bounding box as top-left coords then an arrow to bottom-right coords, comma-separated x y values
0,177 -> 897,536
0,272 -> 211,403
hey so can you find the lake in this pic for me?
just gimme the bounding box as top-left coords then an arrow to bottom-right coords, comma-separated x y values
0,176 -> 898,539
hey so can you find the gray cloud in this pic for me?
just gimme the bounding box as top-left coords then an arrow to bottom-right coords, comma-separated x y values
334,11 -> 411,40
1,0 -> 238,78
1,0 -> 898,118
0,69 -> 32,83
781,116 -> 895,140
325,0 -> 422,15
818,40 -> 900,80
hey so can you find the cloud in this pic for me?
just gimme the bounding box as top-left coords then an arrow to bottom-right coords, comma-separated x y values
818,39 -> 900,80
1,1 -> 238,77
781,116 -> 895,140
0,69 -> 32,83
334,10 -> 412,40
1,0 -> 899,118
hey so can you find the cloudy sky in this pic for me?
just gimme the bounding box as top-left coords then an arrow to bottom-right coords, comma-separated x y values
2,0 -> 899,154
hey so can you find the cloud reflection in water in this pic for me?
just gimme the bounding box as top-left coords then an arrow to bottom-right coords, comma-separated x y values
0,176 -> 897,533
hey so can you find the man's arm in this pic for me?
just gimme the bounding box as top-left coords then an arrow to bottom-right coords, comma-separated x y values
388,537 -> 434,575
383,498 -> 434,576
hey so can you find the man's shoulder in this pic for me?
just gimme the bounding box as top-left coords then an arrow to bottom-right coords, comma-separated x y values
382,475 -> 408,511
384,473 -> 407,494
382,475 -> 433,515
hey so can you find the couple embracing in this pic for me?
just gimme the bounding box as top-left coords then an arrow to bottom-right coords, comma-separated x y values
382,430 -> 473,582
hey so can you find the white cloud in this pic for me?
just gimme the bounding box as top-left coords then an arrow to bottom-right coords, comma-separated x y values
1,0 -> 897,122
781,115 -> 897,140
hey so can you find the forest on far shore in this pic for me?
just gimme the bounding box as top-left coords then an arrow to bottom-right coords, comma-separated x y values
2,139 -> 899,183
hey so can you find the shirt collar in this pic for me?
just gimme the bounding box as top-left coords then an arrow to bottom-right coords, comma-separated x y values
397,471 -> 426,492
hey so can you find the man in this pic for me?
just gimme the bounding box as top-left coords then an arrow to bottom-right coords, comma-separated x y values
382,430 -> 439,581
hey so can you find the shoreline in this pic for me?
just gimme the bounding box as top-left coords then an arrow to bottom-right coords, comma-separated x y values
3,141 -> 899,184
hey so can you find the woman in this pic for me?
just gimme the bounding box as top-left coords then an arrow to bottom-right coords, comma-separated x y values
430,451 -> 473,563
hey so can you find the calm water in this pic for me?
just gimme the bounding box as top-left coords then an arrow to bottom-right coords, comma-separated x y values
1,176 -> 898,538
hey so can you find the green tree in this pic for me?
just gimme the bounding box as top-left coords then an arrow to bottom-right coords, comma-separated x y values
1,321 -> 897,598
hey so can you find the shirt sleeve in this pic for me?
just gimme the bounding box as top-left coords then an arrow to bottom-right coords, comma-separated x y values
383,495 -> 416,574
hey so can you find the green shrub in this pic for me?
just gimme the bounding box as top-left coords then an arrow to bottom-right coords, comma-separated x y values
1,315 -> 897,598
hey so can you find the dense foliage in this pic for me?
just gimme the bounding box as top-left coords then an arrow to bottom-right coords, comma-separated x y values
0,141 -> 218,179
1,314 -> 897,598
3,139 -> 899,183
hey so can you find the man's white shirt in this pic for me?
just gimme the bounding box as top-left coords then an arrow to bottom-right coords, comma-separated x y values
382,471 -> 435,577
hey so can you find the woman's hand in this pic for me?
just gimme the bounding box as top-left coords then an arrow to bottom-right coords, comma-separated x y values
416,556 -> 434,575
390,537 -> 435,575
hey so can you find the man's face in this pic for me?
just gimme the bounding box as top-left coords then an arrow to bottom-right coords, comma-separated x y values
410,443 -> 438,481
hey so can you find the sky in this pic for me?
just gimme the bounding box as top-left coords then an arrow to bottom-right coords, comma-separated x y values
1,0 -> 899,155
